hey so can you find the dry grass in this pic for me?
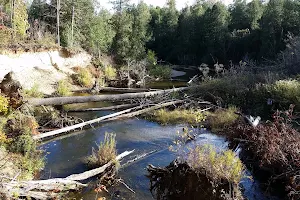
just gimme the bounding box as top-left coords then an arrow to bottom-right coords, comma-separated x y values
86,132 -> 117,168
73,67 -> 94,87
187,144 -> 244,184
206,106 -> 239,132
23,84 -> 44,98
152,109 -> 206,125
0,95 -> 9,115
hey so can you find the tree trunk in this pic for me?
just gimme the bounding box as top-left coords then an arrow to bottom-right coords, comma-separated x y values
27,87 -> 190,106
66,103 -> 139,112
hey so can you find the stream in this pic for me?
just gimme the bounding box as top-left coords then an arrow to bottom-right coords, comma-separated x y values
39,68 -> 278,200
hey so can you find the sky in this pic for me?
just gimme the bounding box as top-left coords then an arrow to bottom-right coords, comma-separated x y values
99,0 -> 234,11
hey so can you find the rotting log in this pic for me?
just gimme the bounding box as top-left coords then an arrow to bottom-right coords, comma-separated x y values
27,86 -> 191,106
0,150 -> 134,200
66,103 -> 139,112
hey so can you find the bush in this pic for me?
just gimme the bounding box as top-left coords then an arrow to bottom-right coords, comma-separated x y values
226,105 -> 300,198
206,106 -> 239,132
104,65 -> 117,81
73,68 -> 93,87
23,84 -> 44,98
56,79 -> 72,96
0,95 -> 9,115
187,144 -> 244,184
149,65 -> 172,79
151,109 -> 206,125
86,132 -> 117,168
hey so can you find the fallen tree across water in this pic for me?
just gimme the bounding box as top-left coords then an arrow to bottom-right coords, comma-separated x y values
0,150 -> 134,200
66,103 -> 139,112
33,100 -> 185,141
27,86 -> 191,106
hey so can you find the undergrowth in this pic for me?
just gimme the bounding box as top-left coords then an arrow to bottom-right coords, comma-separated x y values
206,106 -> 239,132
187,144 -> 244,184
56,79 -> 72,96
151,109 -> 206,126
73,67 -> 94,87
226,105 -> 300,198
149,65 -> 172,79
23,84 -> 44,98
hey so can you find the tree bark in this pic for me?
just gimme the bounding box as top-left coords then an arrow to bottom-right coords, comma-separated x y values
27,87 -> 190,106
73,87 -> 160,94
0,150 -> 134,200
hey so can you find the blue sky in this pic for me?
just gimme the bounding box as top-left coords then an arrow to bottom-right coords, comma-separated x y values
99,0 -> 234,11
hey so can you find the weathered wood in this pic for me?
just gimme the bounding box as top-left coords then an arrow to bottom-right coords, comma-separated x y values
73,87 -> 160,93
66,103 -> 139,112
0,150 -> 134,200
33,100 -> 184,141
27,86 -> 190,106
67,150 -> 134,181
33,105 -> 145,141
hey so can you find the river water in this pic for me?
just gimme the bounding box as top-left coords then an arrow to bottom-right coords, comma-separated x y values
39,68 -> 278,200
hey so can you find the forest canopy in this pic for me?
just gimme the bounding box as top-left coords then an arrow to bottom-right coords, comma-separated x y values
0,0 -> 300,65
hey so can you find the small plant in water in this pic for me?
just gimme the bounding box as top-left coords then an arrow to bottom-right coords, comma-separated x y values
86,132 -> 117,168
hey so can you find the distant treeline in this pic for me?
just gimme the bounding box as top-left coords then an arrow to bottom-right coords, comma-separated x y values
0,0 -> 300,65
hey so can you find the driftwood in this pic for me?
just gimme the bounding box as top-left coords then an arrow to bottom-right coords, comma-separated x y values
27,86 -> 191,106
66,103 -> 139,112
0,150 -> 134,199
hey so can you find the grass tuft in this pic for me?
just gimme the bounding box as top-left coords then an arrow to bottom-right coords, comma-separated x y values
104,65 -> 117,81
206,106 -> 239,132
0,95 -> 9,115
23,84 -> 44,98
56,79 -> 72,96
187,144 -> 244,184
151,109 -> 206,125
86,132 -> 117,168
73,67 -> 94,87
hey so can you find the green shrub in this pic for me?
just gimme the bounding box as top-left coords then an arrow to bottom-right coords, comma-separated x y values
23,84 -> 44,98
86,132 -> 117,168
56,79 -> 72,96
206,106 -> 239,132
187,144 -> 244,184
73,68 -> 93,87
104,65 -> 117,81
0,95 -> 9,115
149,65 -> 172,79
152,109 -> 206,125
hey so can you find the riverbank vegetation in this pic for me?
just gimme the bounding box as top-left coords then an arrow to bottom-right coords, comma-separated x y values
149,108 -> 206,126
148,144 -> 245,200
86,132 -> 117,168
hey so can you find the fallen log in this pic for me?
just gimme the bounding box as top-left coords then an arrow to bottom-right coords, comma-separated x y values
73,87 -> 160,93
27,86 -> 191,106
108,100 -> 184,120
0,150 -> 134,199
66,103 -> 139,112
33,100 -> 184,141
33,105 -> 146,141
